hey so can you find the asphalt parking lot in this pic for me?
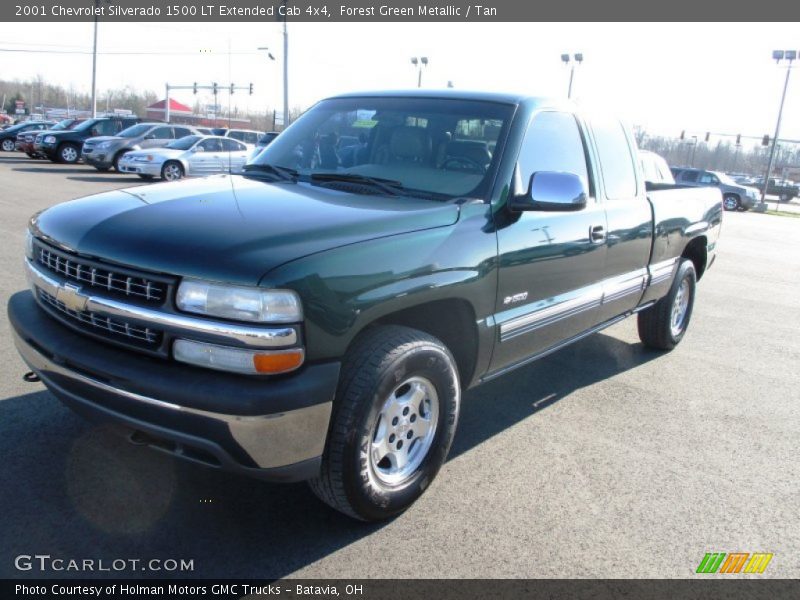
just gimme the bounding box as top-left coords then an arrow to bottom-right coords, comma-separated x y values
0,154 -> 798,579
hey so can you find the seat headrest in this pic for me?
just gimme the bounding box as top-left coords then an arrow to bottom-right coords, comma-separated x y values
444,140 -> 491,166
390,127 -> 432,161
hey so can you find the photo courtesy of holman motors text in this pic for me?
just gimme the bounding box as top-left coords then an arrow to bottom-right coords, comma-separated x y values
0,0 -> 799,598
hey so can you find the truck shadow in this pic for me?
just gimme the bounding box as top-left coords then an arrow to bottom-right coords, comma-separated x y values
0,331 -> 659,579
13,166 -> 92,175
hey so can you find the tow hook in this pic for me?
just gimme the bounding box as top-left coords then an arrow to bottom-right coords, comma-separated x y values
22,371 -> 41,383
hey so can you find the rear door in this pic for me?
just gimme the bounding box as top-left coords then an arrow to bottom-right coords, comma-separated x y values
589,117 -> 653,322
490,110 -> 607,371
220,138 -> 248,172
188,138 -> 223,175
142,125 -> 173,149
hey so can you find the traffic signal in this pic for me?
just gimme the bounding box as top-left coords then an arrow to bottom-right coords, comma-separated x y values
680,130 -> 685,140
736,134 -> 741,145
762,134 -> 770,146
193,82 -> 197,95
704,132 -> 710,142
249,83 -> 254,95
212,82 -> 218,95
230,83 -> 235,94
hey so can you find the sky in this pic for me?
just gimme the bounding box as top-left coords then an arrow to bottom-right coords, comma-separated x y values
1,21 -> 799,143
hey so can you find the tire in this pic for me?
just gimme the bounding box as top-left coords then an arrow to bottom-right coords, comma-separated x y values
112,151 -> 126,172
137,174 -> 155,180
161,161 -> 184,181
722,194 -> 740,211
638,258 -> 697,351
58,143 -> 80,164
1,139 -> 15,152
309,325 -> 461,521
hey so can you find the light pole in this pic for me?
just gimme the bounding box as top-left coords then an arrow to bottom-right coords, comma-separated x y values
90,0 -> 112,118
561,53 -> 583,99
257,46 -> 277,123
690,135 -> 699,167
410,57 -> 429,88
281,1 -> 289,129
760,49 -> 796,210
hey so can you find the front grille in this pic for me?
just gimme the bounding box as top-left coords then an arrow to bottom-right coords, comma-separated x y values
36,242 -> 168,304
40,290 -> 162,346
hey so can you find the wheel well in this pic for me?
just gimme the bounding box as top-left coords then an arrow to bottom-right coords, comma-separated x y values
369,299 -> 479,388
682,236 -> 708,280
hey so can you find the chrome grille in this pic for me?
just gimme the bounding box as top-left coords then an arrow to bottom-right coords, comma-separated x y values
36,244 -> 166,303
40,290 -> 161,346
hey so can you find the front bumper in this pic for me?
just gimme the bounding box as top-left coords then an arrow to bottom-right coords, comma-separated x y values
8,291 -> 339,482
34,142 -> 57,159
82,150 -> 113,168
118,160 -> 162,176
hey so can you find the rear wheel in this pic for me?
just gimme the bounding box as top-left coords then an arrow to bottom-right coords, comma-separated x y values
722,194 -> 740,211
161,161 -> 184,181
1,139 -> 15,152
309,325 -> 461,521
638,259 -> 697,351
58,143 -> 80,164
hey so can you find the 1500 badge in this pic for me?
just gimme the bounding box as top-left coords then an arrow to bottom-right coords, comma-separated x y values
504,292 -> 529,305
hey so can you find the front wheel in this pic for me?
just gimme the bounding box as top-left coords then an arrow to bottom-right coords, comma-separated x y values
309,325 -> 461,521
722,194 -> 740,211
161,161 -> 184,181
1,139 -> 15,152
58,143 -> 80,164
638,258 -> 697,350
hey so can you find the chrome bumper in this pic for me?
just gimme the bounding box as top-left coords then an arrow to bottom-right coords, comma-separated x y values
12,325 -> 332,474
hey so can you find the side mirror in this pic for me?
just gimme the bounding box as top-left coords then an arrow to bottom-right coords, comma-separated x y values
191,146 -> 204,153
143,134 -> 155,140
510,171 -> 587,212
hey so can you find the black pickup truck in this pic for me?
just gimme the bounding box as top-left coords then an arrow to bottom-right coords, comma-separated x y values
10,91 -> 722,521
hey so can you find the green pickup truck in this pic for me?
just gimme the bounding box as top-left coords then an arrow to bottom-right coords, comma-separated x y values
9,91 -> 723,521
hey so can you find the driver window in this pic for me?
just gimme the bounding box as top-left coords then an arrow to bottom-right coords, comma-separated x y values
517,111 -> 590,195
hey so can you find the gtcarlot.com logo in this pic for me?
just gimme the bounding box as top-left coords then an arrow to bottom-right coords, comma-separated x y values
15,554 -> 194,573
696,552 -> 773,574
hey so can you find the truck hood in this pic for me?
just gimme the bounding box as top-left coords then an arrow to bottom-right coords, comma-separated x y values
32,174 -> 461,285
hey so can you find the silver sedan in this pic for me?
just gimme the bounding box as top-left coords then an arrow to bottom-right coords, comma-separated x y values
118,135 -> 251,181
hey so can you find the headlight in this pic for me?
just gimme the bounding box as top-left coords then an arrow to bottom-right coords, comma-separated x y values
44,135 -> 56,144
97,141 -> 111,149
176,279 -> 302,323
25,229 -> 34,260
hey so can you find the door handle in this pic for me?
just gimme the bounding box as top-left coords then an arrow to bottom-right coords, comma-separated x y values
590,225 -> 606,243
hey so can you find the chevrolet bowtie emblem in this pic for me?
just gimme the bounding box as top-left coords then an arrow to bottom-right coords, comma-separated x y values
56,283 -> 89,312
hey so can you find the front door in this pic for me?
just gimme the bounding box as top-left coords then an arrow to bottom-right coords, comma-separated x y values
490,111 -> 607,373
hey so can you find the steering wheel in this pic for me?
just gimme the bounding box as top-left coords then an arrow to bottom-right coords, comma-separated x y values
442,156 -> 486,173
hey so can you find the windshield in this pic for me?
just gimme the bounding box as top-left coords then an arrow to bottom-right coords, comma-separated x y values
166,135 -> 200,150
252,96 -> 513,199
73,119 -> 97,132
118,124 -> 151,138
52,119 -> 74,131
713,172 -> 738,186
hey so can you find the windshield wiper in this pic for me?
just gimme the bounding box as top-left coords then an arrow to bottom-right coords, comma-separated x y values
309,172 -> 405,197
242,163 -> 298,182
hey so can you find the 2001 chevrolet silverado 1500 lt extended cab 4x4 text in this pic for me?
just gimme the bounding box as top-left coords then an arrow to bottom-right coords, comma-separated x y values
9,91 -> 722,521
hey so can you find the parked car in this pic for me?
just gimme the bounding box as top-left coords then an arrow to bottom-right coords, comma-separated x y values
16,118 -> 84,158
671,167 -> 759,211
0,121 -> 54,152
117,135 -> 250,180
639,150 -> 675,185
82,123 -> 199,172
248,131 -> 280,161
10,91 -> 722,521
751,177 -> 799,202
224,129 -> 264,145
34,115 -> 141,163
